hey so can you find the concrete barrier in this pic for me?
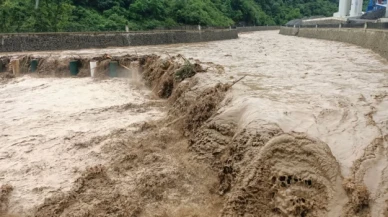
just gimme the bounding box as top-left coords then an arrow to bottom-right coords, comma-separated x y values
279,27 -> 388,60
279,27 -> 299,36
90,61 -> 97,77
301,18 -> 346,26
11,59 -> 20,76
0,30 -> 238,53
237,26 -> 280,33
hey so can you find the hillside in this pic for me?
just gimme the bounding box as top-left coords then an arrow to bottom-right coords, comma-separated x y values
0,0 -> 338,32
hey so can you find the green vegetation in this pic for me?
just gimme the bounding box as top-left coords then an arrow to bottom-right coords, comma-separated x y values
0,0 -> 339,33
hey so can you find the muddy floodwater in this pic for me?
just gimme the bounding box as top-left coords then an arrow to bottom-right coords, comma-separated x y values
1,31 -> 388,216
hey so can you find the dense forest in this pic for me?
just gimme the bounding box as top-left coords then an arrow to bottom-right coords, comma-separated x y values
0,0 -> 339,32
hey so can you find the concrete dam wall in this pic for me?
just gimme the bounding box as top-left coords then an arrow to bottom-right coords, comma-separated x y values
237,26 -> 280,32
0,30 -> 238,52
279,26 -> 388,60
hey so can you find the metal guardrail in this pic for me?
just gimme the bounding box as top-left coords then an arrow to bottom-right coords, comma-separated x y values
285,22 -> 388,30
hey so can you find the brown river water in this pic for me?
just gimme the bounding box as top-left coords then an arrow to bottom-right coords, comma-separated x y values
1,31 -> 388,216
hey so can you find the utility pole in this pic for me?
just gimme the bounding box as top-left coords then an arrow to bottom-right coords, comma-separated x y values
35,0 -> 39,9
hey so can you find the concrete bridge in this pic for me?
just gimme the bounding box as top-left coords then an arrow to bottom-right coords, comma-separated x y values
334,0 -> 388,18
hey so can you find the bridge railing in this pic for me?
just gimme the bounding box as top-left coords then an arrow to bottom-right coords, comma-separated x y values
285,22 -> 388,30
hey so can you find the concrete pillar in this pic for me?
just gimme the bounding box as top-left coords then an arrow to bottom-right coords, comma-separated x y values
346,0 -> 352,16
130,62 -> 139,81
350,0 -> 363,17
337,0 -> 351,17
385,2 -> 388,18
358,0 -> 364,15
12,59 -> 20,76
350,0 -> 357,16
90,61 -> 97,77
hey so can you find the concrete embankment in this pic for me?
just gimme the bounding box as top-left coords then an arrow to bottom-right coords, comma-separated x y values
0,30 -> 238,52
279,26 -> 388,60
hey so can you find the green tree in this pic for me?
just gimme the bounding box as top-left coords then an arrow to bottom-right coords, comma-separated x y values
0,0 -> 340,32
30,0 -> 74,32
174,0 -> 233,26
0,0 -> 31,32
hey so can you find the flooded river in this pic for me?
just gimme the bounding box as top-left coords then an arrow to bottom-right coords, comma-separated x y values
1,31 -> 388,216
